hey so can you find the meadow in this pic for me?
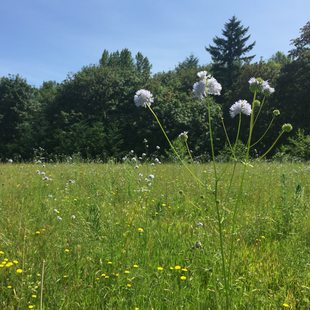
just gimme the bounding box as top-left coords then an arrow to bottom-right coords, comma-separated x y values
0,161 -> 309,309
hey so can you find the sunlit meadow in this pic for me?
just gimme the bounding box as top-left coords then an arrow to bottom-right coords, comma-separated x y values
0,161 -> 309,309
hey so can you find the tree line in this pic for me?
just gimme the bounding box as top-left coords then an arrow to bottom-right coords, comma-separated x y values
0,17 -> 309,162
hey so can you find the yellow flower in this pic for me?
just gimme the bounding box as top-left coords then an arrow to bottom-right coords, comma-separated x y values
104,275 -> 110,279
180,276 -> 187,281
157,266 -> 164,271
283,304 -> 290,308
0,251 -> 4,255
28,305 -> 34,309
135,308 -> 140,310
64,249 -> 70,253
174,265 -> 181,270
133,264 -> 139,268
16,268 -> 23,273
124,270 -> 130,274
101,273 -> 106,277
7,285 -> 12,289
6,262 -> 14,267
107,261 -> 113,265
35,231 -> 41,235
137,227 -> 144,233
13,260 -> 18,264
126,283 -> 132,288
181,268 -> 188,272
31,294 -> 37,299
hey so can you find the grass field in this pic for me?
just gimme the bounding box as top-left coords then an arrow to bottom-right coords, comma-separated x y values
0,162 -> 309,309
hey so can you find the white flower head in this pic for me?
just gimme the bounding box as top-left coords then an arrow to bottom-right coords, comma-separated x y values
134,89 -> 154,108
229,100 -> 252,118
207,77 -> 222,96
197,71 -> 209,80
262,81 -> 275,96
178,131 -> 188,141
193,79 -> 207,100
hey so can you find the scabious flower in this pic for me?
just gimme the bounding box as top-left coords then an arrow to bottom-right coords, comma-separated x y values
193,79 -> 207,99
197,71 -> 209,80
248,77 -> 263,93
207,77 -> 222,95
134,89 -> 154,108
229,100 -> 252,118
262,81 -> 275,96
178,131 -> 188,141
193,72 -> 222,99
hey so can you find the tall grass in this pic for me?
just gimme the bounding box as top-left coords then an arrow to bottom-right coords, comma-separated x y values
0,162 -> 309,309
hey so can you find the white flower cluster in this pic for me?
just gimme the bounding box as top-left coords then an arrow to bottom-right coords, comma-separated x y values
229,100 -> 252,118
178,131 -> 188,141
134,89 -> 154,108
193,71 -> 222,99
248,77 -> 275,95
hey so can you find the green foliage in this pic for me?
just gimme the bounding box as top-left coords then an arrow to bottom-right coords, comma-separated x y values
274,129 -> 310,161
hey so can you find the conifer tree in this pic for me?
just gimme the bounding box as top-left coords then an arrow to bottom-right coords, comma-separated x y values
206,16 -> 255,89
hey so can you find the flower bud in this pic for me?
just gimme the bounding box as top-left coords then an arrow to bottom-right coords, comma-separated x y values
282,123 -> 293,132
253,100 -> 261,107
273,109 -> 280,117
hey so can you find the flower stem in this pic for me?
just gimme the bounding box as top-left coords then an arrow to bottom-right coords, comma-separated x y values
251,116 -> 275,148
208,101 -> 229,309
258,131 -> 284,159
185,140 -> 194,162
253,96 -> 265,128
147,105 -> 204,187
246,91 -> 257,160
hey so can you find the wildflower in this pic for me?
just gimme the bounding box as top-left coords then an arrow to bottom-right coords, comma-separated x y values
0,251 -> 4,255
31,295 -> 37,298
107,261 -> 113,265
124,270 -> 130,274
57,216 -> 63,221
196,222 -> 204,227
207,77 -> 222,95
197,71 -> 209,79
262,80 -> 275,96
180,276 -> 187,281
282,123 -> 293,132
16,268 -> 23,273
53,209 -> 60,214
35,231 -> 41,235
134,89 -> 154,108
71,215 -> 76,220
8,159 -> 13,163
229,100 -> 252,118
28,305 -> 34,309
6,262 -> 14,267
137,227 -> 144,233
193,79 -> 207,100
133,264 -> 139,268
7,285 -> 12,289
156,145 -> 160,150
64,249 -> 70,253
13,260 -> 18,264
127,283 -> 132,288
178,131 -> 188,142
248,77 -> 264,93
174,265 -> 181,270
181,268 -> 188,272
148,174 -> 155,180
157,266 -> 164,271
282,304 -> 290,308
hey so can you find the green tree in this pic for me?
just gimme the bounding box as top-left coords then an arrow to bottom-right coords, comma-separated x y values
289,20 -> 310,58
206,16 -> 255,90
0,75 -> 37,160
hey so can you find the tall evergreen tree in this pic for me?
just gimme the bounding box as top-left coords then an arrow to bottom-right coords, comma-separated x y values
206,16 -> 255,90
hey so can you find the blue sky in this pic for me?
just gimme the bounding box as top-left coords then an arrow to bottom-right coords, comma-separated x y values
0,0 -> 309,86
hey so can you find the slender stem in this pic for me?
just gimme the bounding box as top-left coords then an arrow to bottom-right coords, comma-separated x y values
147,105 -> 204,187
233,113 -> 242,155
251,116 -> 275,148
221,117 -> 234,159
208,101 -> 229,309
258,131 -> 284,159
246,92 -> 257,160
207,102 -> 218,180
185,139 -> 194,162
253,96 -> 266,128
40,260 -> 45,310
